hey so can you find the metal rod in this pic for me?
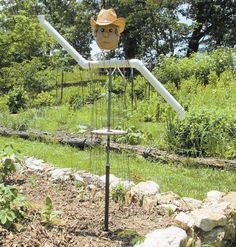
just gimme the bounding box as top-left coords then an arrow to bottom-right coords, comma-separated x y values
104,68 -> 112,231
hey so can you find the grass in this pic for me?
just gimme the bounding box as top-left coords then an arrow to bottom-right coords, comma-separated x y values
1,136 -> 236,200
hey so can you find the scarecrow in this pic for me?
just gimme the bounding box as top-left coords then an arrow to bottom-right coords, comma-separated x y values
90,9 -> 125,51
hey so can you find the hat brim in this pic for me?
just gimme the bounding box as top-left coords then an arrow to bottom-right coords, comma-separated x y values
90,17 -> 125,33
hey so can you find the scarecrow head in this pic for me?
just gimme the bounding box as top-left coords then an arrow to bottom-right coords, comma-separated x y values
90,9 -> 125,51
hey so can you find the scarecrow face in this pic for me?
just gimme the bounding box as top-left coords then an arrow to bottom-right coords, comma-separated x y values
94,24 -> 120,50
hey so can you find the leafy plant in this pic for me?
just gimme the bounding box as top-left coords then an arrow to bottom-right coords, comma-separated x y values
33,92 -> 55,108
7,87 -> 28,114
0,144 -> 22,182
41,196 -> 60,227
111,184 -> 126,203
118,229 -> 145,245
68,92 -> 84,111
0,184 -> 28,229
166,109 -> 236,158
113,126 -> 152,145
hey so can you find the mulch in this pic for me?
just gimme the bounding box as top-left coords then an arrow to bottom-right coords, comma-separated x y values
0,170 -> 174,247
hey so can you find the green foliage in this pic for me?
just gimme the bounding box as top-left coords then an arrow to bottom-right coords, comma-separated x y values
7,87 -> 28,114
0,184 -> 28,229
1,58 -> 54,94
111,76 -> 127,95
34,92 -> 55,108
118,229 -> 145,245
0,144 -> 22,182
0,111 -> 33,131
41,196 -> 59,227
68,92 -> 84,111
166,110 -> 236,158
114,126 -> 152,145
155,49 -> 235,87
132,76 -> 147,100
111,184 -> 126,203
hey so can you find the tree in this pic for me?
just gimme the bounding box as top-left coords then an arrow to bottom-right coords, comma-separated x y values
183,0 -> 236,56
0,0 -> 52,67
38,0 -> 98,59
99,0 -> 188,66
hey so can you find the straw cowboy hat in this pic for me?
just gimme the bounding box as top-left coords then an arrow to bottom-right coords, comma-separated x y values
90,9 -> 125,33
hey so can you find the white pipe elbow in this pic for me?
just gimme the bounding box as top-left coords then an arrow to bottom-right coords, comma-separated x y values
38,15 -> 89,69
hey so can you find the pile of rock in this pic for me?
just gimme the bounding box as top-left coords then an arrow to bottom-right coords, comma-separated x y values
23,156 -> 236,247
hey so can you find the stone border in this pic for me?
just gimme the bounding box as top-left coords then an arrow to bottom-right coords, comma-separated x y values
16,156 -> 236,247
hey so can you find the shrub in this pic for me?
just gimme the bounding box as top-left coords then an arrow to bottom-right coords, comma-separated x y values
68,92 -> 84,111
111,184 -> 126,203
113,126 -> 152,145
7,87 -> 28,114
2,58 -> 53,94
166,109 -> 236,158
154,48 -> 235,87
0,144 -> 22,182
0,184 -> 28,229
34,92 -> 55,108
131,76 -> 147,100
41,196 -> 60,227
111,76 -> 126,95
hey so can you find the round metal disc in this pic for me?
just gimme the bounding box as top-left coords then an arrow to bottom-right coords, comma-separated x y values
91,129 -> 127,136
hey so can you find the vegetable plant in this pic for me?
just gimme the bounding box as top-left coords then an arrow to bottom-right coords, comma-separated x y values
0,184 -> 28,229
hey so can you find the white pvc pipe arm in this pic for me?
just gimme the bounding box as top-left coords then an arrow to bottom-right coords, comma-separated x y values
38,15 -> 185,119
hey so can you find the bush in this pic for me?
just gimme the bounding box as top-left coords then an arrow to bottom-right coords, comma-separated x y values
0,184 -> 28,229
166,109 -> 236,158
2,58 -> 53,94
111,76 -> 126,95
68,92 -> 84,111
34,92 -> 55,108
154,48 -> 235,87
113,126 -> 152,145
111,184 -> 126,203
7,87 -> 28,114
0,144 -> 22,182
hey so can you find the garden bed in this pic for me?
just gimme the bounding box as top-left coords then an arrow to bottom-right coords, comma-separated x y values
0,165 -> 174,247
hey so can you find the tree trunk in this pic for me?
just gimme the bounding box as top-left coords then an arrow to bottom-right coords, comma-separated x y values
186,23 -> 204,57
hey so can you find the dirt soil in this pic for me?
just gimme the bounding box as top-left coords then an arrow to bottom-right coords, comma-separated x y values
0,170 -> 174,247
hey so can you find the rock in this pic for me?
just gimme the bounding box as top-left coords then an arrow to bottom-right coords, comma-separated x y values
156,192 -> 180,205
223,220 -> 236,241
86,184 -> 97,191
131,181 -> 160,197
130,181 -> 160,206
100,174 -> 121,185
134,226 -> 187,247
121,180 -> 135,190
80,173 -> 103,187
125,190 -> 132,205
203,201 -> 230,214
200,227 -> 225,247
158,204 -> 178,215
222,192 -> 236,210
175,212 -> 195,230
191,208 -> 228,232
143,196 -> 157,212
206,191 -> 224,203
73,173 -> 84,183
109,180 -> 135,191
25,157 -> 50,171
182,197 -> 202,210
50,168 -> 72,181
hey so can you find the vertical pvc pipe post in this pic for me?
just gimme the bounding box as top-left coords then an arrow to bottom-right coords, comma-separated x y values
104,69 -> 112,231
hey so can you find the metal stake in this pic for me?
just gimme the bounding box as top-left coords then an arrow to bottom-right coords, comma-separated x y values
104,68 -> 112,231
